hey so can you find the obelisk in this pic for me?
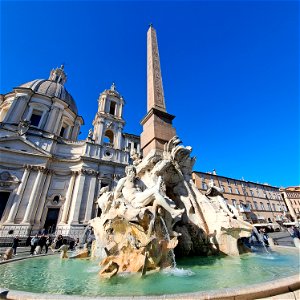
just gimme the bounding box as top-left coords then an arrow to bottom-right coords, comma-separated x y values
140,25 -> 176,157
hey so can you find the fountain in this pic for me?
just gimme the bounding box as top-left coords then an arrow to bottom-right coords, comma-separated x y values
86,136 -> 253,278
0,25 -> 299,299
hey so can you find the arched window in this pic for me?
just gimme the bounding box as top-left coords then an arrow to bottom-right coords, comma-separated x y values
104,130 -> 114,144
109,101 -> 116,115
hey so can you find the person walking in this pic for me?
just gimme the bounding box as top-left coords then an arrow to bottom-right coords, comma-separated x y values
45,236 -> 52,254
39,234 -> 47,253
30,234 -> 39,255
12,236 -> 20,255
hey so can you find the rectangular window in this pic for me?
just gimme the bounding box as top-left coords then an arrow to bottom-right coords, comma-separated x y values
272,203 -> 276,211
232,199 -> 237,207
235,187 -> 239,194
253,201 -> 259,210
30,109 -> 42,127
260,202 -> 265,210
267,203 -> 271,211
202,182 -> 207,190
228,186 -> 232,193
60,126 -> 66,137
247,201 -> 252,209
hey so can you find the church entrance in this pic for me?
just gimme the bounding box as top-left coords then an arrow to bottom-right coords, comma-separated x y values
44,208 -> 60,234
0,191 -> 10,221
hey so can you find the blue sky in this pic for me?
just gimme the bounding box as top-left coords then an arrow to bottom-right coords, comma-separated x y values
1,1 -> 299,187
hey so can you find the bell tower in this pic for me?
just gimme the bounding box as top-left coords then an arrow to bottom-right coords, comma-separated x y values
92,83 -> 125,149
140,25 -> 176,157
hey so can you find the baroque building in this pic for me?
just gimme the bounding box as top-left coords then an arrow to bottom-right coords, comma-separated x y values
192,170 -> 288,224
0,65 -> 140,238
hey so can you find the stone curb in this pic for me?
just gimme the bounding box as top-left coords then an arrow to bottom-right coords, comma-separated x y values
0,252 -> 58,265
2,274 -> 299,300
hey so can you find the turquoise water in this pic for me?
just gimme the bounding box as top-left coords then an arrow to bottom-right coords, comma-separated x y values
0,249 -> 299,296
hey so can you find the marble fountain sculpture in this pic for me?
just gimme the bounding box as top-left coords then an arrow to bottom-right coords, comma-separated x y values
85,136 -> 253,278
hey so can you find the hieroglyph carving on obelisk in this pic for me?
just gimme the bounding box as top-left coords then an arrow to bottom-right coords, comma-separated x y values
147,25 -> 166,112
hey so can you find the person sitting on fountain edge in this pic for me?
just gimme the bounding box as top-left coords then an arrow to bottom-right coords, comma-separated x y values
113,165 -> 185,219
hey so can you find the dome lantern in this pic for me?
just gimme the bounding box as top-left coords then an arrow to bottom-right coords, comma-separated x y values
49,65 -> 67,85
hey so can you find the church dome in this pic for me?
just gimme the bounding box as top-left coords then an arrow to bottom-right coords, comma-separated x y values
18,65 -> 78,114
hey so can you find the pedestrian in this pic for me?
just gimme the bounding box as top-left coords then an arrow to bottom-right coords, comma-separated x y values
294,226 -> 300,239
74,237 -> 80,249
45,236 -> 52,254
30,234 -> 39,255
26,235 -> 31,247
288,226 -> 296,238
39,234 -> 47,253
55,235 -> 63,249
69,239 -> 75,250
12,236 -> 20,255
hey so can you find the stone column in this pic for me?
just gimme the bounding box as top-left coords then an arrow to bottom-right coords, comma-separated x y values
84,174 -> 97,223
115,125 -> 123,150
34,170 -> 53,224
5,166 -> 31,224
53,109 -> 64,135
95,120 -> 105,144
6,96 -> 29,123
71,120 -> 81,140
44,106 -> 60,132
60,172 -> 77,224
118,103 -> 123,118
67,171 -> 86,224
21,167 -> 45,224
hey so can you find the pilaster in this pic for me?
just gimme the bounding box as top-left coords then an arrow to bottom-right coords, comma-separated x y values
34,170 -> 53,225
60,171 -> 77,224
67,171 -> 86,224
5,165 -> 31,224
84,173 -> 97,223
6,95 -> 29,124
21,166 -> 45,224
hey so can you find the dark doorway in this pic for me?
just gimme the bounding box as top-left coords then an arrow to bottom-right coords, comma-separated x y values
0,192 -> 10,221
44,208 -> 60,234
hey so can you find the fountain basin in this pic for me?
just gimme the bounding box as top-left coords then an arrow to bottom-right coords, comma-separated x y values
0,246 -> 299,299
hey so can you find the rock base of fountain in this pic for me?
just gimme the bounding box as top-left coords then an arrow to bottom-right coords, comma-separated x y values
91,214 -> 177,277
84,136 -> 254,277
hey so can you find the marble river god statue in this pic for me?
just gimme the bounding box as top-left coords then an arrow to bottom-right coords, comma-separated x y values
89,136 -> 253,278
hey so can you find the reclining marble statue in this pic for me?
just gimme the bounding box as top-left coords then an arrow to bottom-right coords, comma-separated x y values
83,136 -> 253,277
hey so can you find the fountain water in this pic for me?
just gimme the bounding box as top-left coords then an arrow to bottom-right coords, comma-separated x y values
159,216 -> 176,268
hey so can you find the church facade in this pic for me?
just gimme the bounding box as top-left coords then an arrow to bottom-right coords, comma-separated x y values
0,65 -> 140,238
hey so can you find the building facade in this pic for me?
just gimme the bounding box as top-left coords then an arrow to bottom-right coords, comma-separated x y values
279,186 -> 300,222
192,170 -> 288,224
0,66 -> 140,238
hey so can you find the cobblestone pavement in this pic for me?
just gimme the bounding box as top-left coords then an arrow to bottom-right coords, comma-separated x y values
269,231 -> 295,247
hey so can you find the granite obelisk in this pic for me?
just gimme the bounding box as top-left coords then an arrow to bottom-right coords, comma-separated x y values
140,25 -> 176,157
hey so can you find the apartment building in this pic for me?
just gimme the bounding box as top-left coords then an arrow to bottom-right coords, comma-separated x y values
280,186 -> 300,222
192,170 -> 288,224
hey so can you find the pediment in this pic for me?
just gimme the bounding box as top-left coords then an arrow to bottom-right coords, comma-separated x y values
0,136 -> 51,157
